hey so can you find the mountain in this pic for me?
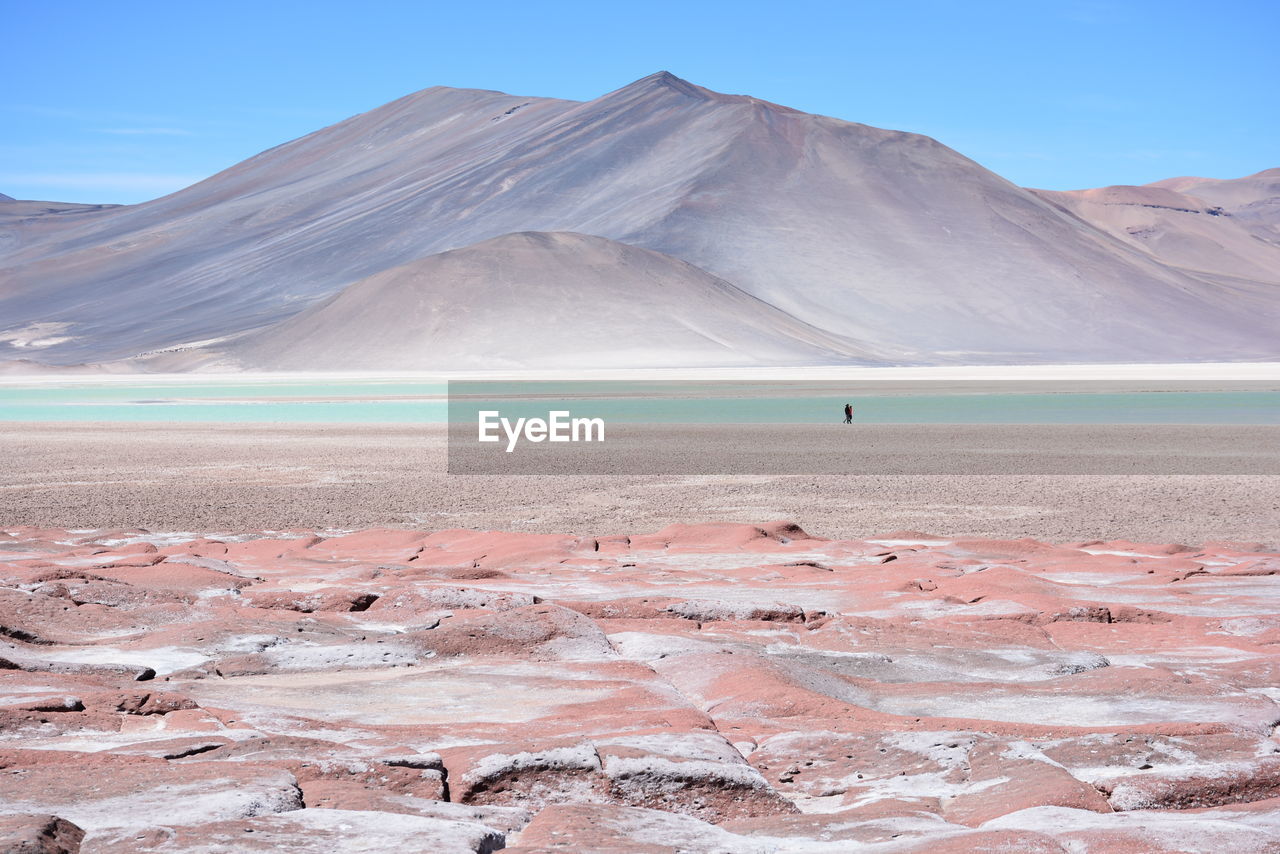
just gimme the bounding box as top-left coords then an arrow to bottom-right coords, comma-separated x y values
1033,177 -> 1280,287
1146,168 -> 1280,250
1148,167 -> 1280,222
213,231 -> 877,370
1,72 -> 1277,369
1,196 -> 123,290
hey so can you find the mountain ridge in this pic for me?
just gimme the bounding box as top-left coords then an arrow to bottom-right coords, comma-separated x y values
1,72 -> 1276,370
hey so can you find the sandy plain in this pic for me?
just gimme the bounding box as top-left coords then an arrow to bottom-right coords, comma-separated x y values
2,422 -> 1278,546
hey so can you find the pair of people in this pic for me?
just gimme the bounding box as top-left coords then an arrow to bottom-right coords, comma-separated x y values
843,402 -> 854,424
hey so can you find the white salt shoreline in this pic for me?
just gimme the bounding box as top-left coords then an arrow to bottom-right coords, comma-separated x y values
3,361 -> 1279,386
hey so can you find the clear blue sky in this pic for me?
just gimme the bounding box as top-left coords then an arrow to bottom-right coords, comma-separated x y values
5,0 -> 1277,204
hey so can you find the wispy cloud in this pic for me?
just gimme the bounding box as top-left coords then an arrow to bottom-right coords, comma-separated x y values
96,127 -> 194,136
4,104 -> 185,123
0,172 -> 205,193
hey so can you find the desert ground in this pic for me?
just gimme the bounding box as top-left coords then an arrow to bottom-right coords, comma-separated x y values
2,422 -> 1279,544
3,369 -> 1279,851
3,520 -> 1280,851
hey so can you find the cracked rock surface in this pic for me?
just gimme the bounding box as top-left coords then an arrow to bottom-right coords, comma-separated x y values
2,521 -> 1279,851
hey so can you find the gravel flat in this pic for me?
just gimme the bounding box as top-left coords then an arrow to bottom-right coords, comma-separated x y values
2,422 -> 1277,546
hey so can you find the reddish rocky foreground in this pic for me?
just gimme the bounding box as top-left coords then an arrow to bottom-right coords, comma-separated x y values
2,522 -> 1279,852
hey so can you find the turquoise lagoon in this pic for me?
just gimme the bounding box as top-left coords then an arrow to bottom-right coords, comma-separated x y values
1,380 -> 1277,425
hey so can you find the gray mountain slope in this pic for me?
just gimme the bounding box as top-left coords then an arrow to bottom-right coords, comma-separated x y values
210,231 -> 880,370
2,72 -> 1277,367
1148,168 -> 1280,244
0,85 -> 580,362
1033,182 -> 1280,286
0,198 -> 122,259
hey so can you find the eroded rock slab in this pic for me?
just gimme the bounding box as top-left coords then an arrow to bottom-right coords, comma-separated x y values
1,522 -> 1278,850
90,809 -> 505,854
0,813 -> 85,854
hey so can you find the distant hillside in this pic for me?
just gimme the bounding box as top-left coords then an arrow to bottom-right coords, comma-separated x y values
218,231 -> 879,369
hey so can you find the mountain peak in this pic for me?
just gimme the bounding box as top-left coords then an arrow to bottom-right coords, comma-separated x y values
645,70 -> 692,86
609,70 -> 721,101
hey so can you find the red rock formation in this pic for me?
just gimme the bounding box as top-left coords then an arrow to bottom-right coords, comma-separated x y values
1,522 -> 1279,849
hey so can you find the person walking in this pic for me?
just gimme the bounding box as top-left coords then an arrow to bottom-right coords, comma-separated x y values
843,402 -> 853,424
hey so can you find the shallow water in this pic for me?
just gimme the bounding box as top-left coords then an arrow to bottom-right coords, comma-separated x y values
0,380 -> 1276,424
0,381 -> 450,423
